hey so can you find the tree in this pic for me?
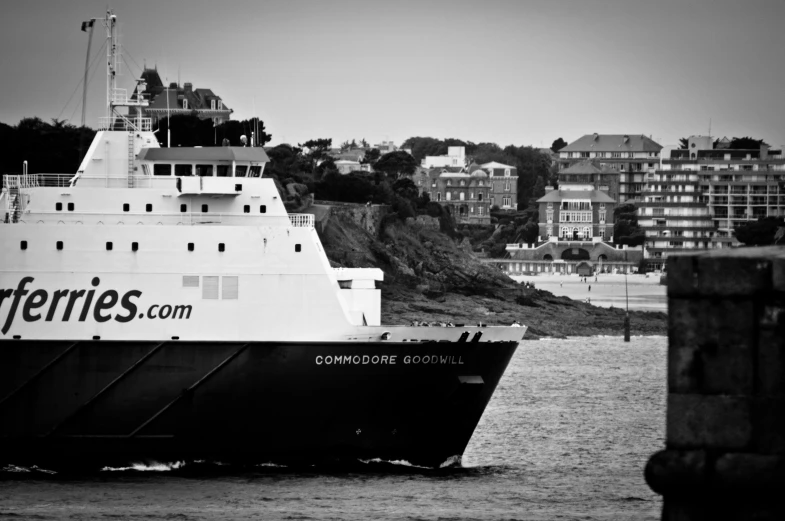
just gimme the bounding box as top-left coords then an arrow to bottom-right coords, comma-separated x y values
532,176 -> 546,199
391,177 -> 419,202
298,138 -> 333,171
550,138 -> 567,152
735,217 -> 785,246
373,151 -> 418,179
361,148 -> 381,167
360,138 -> 369,148
729,136 -> 769,149
678,137 -> 689,149
400,136 -> 444,163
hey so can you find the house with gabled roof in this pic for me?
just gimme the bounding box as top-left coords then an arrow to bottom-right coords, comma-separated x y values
131,67 -> 233,125
479,161 -> 518,210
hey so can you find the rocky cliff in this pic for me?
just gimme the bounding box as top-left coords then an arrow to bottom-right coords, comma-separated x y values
310,203 -> 666,338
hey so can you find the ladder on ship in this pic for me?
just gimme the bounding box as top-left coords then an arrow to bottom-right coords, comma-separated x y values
127,132 -> 135,188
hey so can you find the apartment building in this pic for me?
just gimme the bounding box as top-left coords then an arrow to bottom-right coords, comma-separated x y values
557,134 -> 662,202
637,135 -> 785,270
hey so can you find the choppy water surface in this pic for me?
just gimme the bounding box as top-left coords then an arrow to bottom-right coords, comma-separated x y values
0,337 -> 666,520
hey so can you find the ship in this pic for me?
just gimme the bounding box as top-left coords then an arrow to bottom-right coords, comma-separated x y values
0,12 -> 525,470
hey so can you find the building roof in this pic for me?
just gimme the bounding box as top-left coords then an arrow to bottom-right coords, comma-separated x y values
560,160 -> 615,175
138,147 -> 270,162
560,134 -> 662,153
438,172 -> 470,178
536,189 -> 616,203
480,161 -> 515,169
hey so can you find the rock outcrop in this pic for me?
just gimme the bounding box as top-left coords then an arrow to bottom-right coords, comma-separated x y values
308,203 -> 667,338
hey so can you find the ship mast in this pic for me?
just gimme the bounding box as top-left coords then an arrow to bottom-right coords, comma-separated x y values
105,10 -> 117,122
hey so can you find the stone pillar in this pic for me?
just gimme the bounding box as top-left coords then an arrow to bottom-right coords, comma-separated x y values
645,247 -> 785,520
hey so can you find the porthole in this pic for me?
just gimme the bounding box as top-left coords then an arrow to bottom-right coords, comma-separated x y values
244,205 -> 250,214
295,244 -> 301,252
180,204 -> 187,212
202,204 -> 208,212
260,205 -> 267,213
188,243 -> 194,252
146,203 -> 153,212
56,202 -> 62,211
123,203 -> 130,212
106,241 -> 113,251
20,240 -> 27,250
218,243 -> 225,252
68,202 -> 74,211
56,241 -> 63,250
132,242 -> 138,252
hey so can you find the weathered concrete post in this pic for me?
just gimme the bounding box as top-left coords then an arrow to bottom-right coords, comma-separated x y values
645,247 -> 785,520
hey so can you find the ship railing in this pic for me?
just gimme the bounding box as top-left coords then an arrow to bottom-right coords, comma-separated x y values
2,174 -> 75,189
289,214 -> 314,228
98,115 -> 152,132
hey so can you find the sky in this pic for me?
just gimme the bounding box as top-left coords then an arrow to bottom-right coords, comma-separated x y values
1,0 -> 783,150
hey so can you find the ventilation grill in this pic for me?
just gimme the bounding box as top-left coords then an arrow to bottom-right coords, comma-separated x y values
222,276 -> 238,299
202,276 -> 219,299
183,275 -> 199,288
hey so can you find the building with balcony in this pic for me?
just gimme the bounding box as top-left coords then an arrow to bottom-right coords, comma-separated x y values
131,68 -> 232,125
536,160 -> 617,241
637,135 -> 785,270
557,134 -> 662,202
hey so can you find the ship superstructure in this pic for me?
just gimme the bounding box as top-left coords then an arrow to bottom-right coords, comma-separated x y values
0,11 -> 524,469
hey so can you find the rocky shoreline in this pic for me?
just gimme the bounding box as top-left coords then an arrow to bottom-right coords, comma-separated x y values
312,203 -> 667,338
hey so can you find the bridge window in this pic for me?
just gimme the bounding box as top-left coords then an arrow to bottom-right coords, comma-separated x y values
235,165 -> 248,177
196,164 -> 213,177
217,165 -> 230,177
249,166 -> 262,177
154,164 -> 172,176
175,164 -> 192,176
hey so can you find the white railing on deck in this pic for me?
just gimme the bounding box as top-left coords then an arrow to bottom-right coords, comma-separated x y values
289,214 -> 314,228
98,115 -> 152,132
3,174 -> 75,188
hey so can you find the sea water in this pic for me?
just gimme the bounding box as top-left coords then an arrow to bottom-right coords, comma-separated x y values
0,336 -> 666,520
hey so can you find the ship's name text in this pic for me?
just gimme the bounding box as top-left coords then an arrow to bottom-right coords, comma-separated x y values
315,354 -> 463,365
0,277 -> 192,335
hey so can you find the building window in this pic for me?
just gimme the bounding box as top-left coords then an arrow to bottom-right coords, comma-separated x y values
503,196 -> 511,207
460,192 -> 465,201
505,180 -> 511,191
504,169 -> 511,177
446,192 -> 452,201
447,180 -> 452,186
478,193 -> 483,201
437,192 -> 441,201
211,99 -> 216,110
218,100 -> 223,110
478,207 -> 484,216
183,98 -> 188,110
612,152 -> 621,158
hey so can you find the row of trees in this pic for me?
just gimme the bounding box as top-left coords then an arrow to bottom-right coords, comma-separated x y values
0,115 -> 272,177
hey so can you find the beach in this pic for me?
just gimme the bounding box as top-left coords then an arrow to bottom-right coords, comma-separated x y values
510,273 -> 667,313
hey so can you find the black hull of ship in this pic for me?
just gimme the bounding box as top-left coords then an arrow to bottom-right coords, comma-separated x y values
0,339 -> 518,470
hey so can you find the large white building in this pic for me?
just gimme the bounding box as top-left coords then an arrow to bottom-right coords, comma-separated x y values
422,146 -> 466,169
